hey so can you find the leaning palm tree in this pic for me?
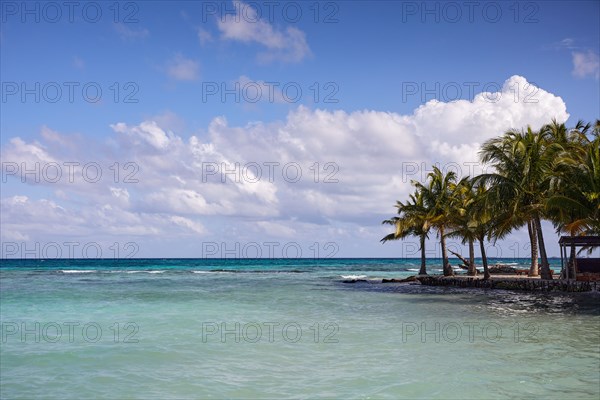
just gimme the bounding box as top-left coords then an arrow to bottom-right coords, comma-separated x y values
414,166 -> 459,276
382,189 -> 431,275
479,126 -> 560,279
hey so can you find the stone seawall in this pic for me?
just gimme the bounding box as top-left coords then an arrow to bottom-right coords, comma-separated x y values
417,276 -> 598,292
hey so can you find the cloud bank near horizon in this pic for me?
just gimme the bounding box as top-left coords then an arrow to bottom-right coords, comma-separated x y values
1,75 -> 570,257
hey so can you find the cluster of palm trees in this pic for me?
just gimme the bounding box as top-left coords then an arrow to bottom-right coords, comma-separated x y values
382,119 -> 600,280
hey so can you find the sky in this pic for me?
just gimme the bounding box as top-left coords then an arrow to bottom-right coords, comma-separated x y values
1,0 -> 599,259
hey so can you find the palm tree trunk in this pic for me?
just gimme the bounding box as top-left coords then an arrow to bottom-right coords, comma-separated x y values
569,245 -> 576,279
419,234 -> 427,275
467,238 -> 476,276
527,220 -> 539,276
479,237 -> 490,280
440,226 -> 453,276
534,216 -> 552,280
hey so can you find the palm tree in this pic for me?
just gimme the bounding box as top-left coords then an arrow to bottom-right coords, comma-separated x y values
382,189 -> 430,275
543,119 -> 590,145
414,166 -> 459,276
543,120 -> 599,276
446,177 -> 478,276
381,120 -> 599,281
548,126 -> 600,236
479,126 -> 561,279
471,180 -> 516,280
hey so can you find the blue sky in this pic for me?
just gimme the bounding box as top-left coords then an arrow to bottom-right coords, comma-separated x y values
1,1 -> 599,259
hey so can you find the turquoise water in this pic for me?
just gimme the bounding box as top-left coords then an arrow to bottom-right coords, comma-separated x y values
1,258 -> 598,399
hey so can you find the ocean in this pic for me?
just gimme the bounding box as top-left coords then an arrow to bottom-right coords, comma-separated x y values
1,258 -> 599,399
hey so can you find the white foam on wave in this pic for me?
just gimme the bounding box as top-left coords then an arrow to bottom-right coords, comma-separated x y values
340,275 -> 367,280
407,268 -> 420,272
192,270 -> 232,274
61,270 -> 95,274
125,270 -> 165,274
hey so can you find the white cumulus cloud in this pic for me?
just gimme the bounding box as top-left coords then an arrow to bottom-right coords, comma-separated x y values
1,76 -> 570,256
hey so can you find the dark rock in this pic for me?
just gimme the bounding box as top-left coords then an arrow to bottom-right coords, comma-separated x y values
489,265 -> 518,274
382,276 -> 417,284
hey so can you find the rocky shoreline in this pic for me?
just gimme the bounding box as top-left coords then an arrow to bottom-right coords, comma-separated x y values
341,273 -> 598,292
416,275 -> 598,292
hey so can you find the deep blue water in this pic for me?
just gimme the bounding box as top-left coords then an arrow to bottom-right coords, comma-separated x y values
0,257 -> 564,273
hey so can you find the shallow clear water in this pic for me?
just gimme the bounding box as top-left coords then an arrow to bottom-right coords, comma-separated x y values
1,258 -> 598,399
